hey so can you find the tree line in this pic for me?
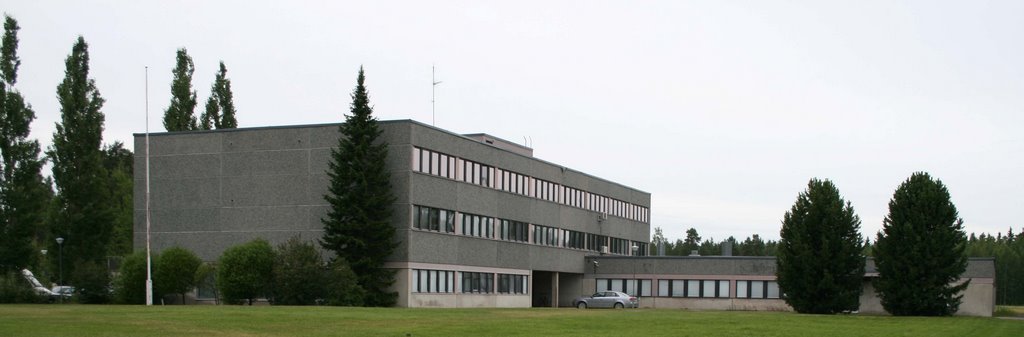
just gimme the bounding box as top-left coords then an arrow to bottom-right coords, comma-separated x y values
964,229 -> 1024,305
650,227 -> 779,257
1,13 -> 396,306
0,14 -> 240,303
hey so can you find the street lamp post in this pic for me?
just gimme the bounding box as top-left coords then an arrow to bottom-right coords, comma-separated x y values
56,237 -> 64,304
631,245 -> 639,309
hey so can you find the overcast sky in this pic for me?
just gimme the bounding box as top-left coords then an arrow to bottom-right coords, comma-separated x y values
6,1 -> 1023,243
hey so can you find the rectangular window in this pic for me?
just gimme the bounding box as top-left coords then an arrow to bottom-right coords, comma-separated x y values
461,213 -> 493,239
671,280 -> 686,297
702,280 -> 716,298
767,281 -> 780,299
499,219 -> 529,242
461,272 -> 494,294
751,281 -> 765,298
412,269 -> 455,293
412,205 -> 455,233
717,280 -> 730,298
638,280 -> 651,297
412,148 -> 422,172
737,280 -> 748,298
686,280 -> 700,298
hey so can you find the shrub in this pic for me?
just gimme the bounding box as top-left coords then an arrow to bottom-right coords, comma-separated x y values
217,239 -> 275,305
113,251 -> 156,304
72,259 -> 111,304
155,246 -> 202,304
0,271 -> 47,303
324,259 -> 364,306
272,237 -> 326,305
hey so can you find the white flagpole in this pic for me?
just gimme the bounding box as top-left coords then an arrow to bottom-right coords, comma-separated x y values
145,66 -> 153,306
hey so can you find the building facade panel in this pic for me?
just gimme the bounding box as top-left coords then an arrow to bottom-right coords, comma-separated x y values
221,150 -> 310,177
222,127 -> 311,153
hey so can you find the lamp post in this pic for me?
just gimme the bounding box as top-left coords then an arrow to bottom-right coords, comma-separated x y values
631,245 -> 639,308
56,237 -> 64,304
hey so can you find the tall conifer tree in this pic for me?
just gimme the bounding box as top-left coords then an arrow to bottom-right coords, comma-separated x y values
47,36 -> 114,280
874,172 -> 969,316
162,48 -> 197,131
321,67 -> 396,307
777,179 -> 864,314
0,15 -> 50,273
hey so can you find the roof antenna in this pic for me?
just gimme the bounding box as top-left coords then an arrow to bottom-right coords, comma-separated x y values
432,64 -> 442,126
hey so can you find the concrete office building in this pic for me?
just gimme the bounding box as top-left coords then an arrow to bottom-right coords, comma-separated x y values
133,120 -> 652,308
134,119 -> 994,315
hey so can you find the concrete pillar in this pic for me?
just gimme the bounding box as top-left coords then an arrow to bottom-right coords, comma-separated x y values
552,272 -> 560,308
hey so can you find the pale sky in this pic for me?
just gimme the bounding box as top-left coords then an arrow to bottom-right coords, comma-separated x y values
6,1 -> 1023,243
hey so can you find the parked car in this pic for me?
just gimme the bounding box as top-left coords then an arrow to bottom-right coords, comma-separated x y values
52,286 -> 75,299
573,291 -> 637,309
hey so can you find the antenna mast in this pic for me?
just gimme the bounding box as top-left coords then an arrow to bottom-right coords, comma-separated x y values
432,65 -> 442,126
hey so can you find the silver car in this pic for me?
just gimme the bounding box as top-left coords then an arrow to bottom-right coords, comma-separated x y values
573,291 -> 637,309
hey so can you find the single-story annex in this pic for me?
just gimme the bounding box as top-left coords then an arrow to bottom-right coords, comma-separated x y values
132,119 -> 994,316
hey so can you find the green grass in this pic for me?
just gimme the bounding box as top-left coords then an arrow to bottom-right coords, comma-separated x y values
0,305 -> 1021,337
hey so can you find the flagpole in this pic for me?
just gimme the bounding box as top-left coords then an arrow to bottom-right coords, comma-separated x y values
145,66 -> 153,306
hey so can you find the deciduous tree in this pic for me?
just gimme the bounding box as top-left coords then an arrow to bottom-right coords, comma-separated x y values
200,61 -> 237,129
217,239 -> 275,305
47,36 -> 114,280
162,48 -> 197,131
0,15 -> 49,274
155,246 -> 201,304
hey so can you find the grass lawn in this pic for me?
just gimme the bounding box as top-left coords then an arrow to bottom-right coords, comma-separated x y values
1,305 -> 1021,337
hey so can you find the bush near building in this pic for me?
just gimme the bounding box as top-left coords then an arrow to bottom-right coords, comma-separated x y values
154,246 -> 201,304
217,239 -> 275,305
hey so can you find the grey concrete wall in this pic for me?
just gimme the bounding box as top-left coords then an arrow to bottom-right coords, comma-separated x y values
859,278 -> 994,317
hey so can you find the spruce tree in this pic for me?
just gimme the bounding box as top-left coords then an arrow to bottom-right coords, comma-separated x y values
199,61 -> 237,130
874,172 -> 969,316
162,48 -> 197,131
777,179 -> 864,314
47,36 -> 114,281
321,67 -> 396,307
0,15 -> 50,273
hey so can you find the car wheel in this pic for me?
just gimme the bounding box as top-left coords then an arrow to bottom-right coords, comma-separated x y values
614,302 -> 623,309
577,302 -> 587,309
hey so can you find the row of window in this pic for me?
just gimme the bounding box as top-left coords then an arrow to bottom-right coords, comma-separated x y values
736,280 -> 781,299
533,224 -> 559,247
596,279 -> 782,299
657,280 -> 731,298
412,269 -> 528,295
412,205 -> 647,256
596,278 -> 653,297
412,147 -> 650,223
413,205 -> 456,233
